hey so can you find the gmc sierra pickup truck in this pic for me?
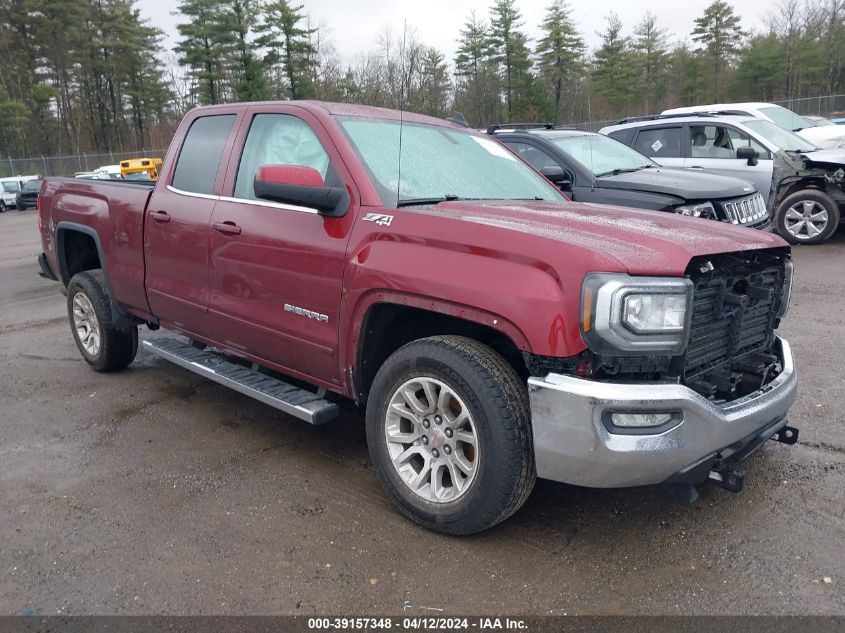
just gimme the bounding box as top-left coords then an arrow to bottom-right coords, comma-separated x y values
37,101 -> 799,535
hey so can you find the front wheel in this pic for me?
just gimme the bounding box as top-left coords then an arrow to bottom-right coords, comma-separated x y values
0,201 -> 5,213
774,189 -> 840,244
365,335 -> 535,535
67,270 -> 138,372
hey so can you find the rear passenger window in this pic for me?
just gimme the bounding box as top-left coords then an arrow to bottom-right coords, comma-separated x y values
633,127 -> 682,158
172,115 -> 236,195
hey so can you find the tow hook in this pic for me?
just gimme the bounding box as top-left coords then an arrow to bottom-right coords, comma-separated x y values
708,465 -> 745,493
771,425 -> 799,445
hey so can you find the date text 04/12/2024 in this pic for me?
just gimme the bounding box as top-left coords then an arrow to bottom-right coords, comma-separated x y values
307,617 -> 528,630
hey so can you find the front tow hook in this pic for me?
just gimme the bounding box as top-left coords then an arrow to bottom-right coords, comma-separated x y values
771,425 -> 799,445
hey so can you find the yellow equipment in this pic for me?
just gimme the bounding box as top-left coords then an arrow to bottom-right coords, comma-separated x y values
119,158 -> 162,181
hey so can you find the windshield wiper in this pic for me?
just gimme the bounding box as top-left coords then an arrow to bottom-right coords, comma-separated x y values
396,194 -> 461,207
595,167 -> 646,177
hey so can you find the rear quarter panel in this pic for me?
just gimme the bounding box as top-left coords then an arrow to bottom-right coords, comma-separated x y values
40,178 -> 154,314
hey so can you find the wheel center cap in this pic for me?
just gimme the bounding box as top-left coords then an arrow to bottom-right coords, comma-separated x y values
429,428 -> 445,448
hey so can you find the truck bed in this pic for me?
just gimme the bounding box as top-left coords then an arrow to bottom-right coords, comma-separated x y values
39,177 -> 155,315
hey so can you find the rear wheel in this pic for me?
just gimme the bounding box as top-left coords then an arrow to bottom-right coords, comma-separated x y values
774,189 -> 840,244
0,201 -> 6,213
365,335 -> 535,535
67,270 -> 138,372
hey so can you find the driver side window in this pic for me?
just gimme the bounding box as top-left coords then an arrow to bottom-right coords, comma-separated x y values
233,114 -> 331,200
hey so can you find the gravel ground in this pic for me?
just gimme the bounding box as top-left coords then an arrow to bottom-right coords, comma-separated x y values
1,210 -> 843,616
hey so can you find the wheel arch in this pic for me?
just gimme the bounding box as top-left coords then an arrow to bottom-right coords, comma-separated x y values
347,293 -> 532,403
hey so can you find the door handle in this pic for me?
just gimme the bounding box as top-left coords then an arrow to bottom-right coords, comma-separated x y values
150,210 -> 171,223
214,221 -> 242,235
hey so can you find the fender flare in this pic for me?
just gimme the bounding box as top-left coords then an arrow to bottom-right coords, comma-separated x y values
55,221 -> 139,328
343,289 -> 533,397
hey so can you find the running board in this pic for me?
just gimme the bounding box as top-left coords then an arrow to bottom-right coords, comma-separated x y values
142,338 -> 339,425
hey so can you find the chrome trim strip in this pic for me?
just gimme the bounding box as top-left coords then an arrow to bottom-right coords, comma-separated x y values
166,185 -> 220,201
166,185 -> 320,214
217,195 -> 319,215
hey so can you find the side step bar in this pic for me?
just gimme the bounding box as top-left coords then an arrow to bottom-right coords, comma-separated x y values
142,337 -> 339,425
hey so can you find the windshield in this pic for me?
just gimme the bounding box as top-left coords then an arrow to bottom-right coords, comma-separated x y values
551,134 -> 656,176
744,119 -> 819,151
1,180 -> 20,192
336,117 -> 565,207
23,179 -> 40,190
758,105 -> 813,131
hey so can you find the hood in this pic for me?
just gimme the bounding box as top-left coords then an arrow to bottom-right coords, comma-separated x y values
410,199 -> 786,277
596,167 -> 756,199
797,126 -> 845,149
800,148 -> 845,166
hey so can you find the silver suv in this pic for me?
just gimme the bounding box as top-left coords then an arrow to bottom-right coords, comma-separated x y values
601,114 -> 845,244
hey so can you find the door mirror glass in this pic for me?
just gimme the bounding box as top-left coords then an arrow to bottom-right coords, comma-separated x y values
540,165 -> 572,190
254,164 -> 348,216
736,146 -> 759,166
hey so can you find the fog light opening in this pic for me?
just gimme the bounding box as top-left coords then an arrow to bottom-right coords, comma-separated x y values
610,412 -> 673,428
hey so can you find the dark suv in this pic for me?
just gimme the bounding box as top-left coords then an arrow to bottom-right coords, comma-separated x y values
16,178 -> 41,210
491,125 -> 771,229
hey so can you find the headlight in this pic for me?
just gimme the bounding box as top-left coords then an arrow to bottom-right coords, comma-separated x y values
675,201 -> 715,218
777,260 -> 793,318
581,273 -> 693,355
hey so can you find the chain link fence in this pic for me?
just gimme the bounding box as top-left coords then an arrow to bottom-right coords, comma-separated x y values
0,148 -> 167,179
772,94 -> 845,116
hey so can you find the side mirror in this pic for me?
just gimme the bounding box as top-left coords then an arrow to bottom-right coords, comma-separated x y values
253,165 -> 348,216
736,146 -> 759,166
540,165 -> 572,191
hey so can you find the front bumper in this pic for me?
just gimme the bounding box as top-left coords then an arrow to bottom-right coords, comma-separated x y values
527,336 -> 797,488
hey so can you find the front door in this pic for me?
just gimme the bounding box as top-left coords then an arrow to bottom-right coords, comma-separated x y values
631,125 -> 685,169
683,123 -> 775,203
208,106 -> 357,385
144,111 -> 239,337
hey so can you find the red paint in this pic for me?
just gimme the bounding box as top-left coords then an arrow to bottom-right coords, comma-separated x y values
256,164 -> 325,188
37,100 -> 790,401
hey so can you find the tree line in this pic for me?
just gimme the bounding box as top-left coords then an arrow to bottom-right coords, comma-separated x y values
0,0 -> 843,159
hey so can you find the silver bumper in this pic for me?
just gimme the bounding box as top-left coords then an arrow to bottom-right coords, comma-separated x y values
527,337 -> 797,488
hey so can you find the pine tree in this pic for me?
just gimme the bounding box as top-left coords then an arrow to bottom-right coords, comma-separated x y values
535,0 -> 584,120
591,13 -> 636,118
175,0 -> 228,105
416,48 -> 450,117
221,0 -> 266,101
453,11 -> 500,126
256,0 -> 318,100
631,12 -> 669,113
691,0 -> 747,101
488,0 -> 532,121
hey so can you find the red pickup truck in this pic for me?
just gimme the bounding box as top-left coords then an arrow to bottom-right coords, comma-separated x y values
37,101 -> 799,534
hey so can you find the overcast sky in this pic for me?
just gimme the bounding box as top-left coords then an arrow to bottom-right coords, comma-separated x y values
140,0 -> 771,63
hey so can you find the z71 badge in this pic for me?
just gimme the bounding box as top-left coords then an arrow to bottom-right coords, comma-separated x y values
362,213 -> 394,227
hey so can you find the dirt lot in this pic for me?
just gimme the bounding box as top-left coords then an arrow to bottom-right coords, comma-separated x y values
1,210 -> 844,616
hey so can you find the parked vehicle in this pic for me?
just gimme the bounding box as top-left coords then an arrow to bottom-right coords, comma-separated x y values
37,101 -> 798,534
75,165 -> 122,180
0,177 -> 21,212
490,124 -> 769,228
15,177 -> 41,209
661,103 -> 845,150
119,157 -> 162,181
602,114 -> 845,244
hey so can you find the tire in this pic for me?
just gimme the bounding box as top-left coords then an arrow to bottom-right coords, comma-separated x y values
774,189 -> 840,244
16,203 -> 25,211
365,335 -> 535,535
67,270 -> 138,372
0,201 -> 5,213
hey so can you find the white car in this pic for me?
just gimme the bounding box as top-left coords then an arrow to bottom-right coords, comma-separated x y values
662,102 -> 845,150
0,177 -> 23,212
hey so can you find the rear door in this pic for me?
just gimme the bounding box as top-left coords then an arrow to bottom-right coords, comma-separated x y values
631,125 -> 685,168
683,123 -> 775,203
144,110 -> 240,337
208,105 -> 358,385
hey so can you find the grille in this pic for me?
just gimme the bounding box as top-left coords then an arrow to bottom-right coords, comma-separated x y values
682,251 -> 787,396
720,193 -> 769,225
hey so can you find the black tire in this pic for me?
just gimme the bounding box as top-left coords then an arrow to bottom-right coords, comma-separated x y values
774,189 -> 840,244
67,270 -> 138,372
0,201 -> 5,213
16,203 -> 25,211
365,335 -> 535,535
